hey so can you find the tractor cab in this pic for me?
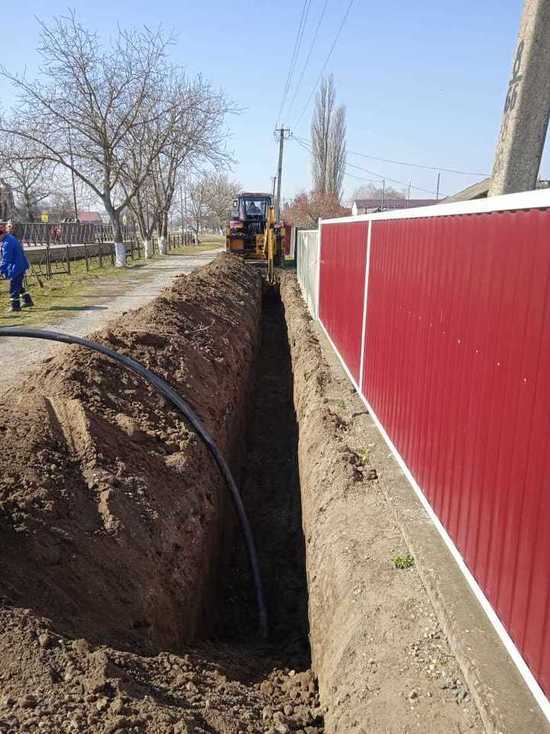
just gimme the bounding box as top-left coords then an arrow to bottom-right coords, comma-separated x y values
226,192 -> 273,258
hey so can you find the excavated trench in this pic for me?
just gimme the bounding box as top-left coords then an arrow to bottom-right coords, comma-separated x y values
177,288 -> 322,733
222,289 -> 309,654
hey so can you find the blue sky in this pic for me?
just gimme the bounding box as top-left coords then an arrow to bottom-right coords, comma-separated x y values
0,1 -> 531,202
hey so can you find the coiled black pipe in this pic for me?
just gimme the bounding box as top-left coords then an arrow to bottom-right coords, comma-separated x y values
0,327 -> 268,637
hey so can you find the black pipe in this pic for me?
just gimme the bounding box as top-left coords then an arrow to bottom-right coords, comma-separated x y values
0,327 -> 268,637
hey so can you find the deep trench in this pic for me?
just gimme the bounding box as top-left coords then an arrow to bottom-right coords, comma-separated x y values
220,288 -> 310,670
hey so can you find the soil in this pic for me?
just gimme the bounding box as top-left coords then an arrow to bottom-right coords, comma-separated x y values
0,256 -> 488,734
0,257 -> 322,733
279,272 -> 485,733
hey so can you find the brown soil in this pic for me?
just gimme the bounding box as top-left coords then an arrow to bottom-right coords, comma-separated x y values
0,257 -> 322,733
279,272 -> 485,733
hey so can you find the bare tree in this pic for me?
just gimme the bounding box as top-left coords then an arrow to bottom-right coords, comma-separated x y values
121,72 -> 232,256
0,13 -> 180,266
353,183 -> 406,206
311,75 -> 346,200
328,106 -> 346,201
186,177 -> 211,241
202,173 -> 240,232
0,134 -> 54,220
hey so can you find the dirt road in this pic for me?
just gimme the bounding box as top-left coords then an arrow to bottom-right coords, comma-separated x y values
0,249 -> 222,392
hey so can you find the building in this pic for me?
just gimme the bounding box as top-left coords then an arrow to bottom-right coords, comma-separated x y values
77,211 -> 104,224
351,197 -> 439,215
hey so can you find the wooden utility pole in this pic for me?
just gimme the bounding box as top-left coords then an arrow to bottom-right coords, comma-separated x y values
489,0 -> 550,196
275,128 -> 291,223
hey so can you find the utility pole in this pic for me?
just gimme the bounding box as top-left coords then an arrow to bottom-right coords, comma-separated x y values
271,176 -> 277,200
436,172 -> 441,200
489,0 -> 550,196
274,128 -> 291,222
381,179 -> 385,210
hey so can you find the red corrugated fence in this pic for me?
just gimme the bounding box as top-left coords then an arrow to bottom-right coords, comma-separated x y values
318,203 -> 550,700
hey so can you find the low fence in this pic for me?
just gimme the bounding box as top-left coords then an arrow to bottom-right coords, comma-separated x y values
298,188 -> 550,716
6,223 -> 196,285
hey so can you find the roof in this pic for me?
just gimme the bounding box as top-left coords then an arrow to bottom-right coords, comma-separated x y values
78,211 -> 104,223
353,198 -> 439,210
442,177 -> 492,203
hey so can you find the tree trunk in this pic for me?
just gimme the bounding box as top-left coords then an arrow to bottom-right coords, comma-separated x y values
159,211 -> 168,255
105,202 -> 126,267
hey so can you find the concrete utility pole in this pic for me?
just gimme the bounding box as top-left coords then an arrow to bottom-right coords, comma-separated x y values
275,128 -> 291,222
489,0 -> 550,196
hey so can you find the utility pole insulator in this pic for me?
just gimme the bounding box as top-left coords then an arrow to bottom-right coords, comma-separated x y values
489,0 -> 550,196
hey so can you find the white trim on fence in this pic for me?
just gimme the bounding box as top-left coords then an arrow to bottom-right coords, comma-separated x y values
315,220 -> 323,319
317,315 -> 550,723
358,221 -> 372,393
322,187 -> 550,225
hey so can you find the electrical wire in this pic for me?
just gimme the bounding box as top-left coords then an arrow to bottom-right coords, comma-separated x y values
275,0 -> 313,127
0,326 -> 268,639
293,134 -> 446,197
347,149 -> 489,177
286,0 -> 330,122
294,0 -> 355,129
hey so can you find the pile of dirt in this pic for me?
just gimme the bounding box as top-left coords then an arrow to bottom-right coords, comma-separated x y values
0,607 -> 323,733
0,255 -> 262,653
279,272 -> 483,733
0,257 -> 327,733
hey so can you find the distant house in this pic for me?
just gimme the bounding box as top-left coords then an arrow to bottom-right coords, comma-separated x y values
78,211 -> 104,224
351,198 -> 439,216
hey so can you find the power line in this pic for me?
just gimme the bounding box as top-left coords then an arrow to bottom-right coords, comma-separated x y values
294,0 -> 355,128
286,0 -> 330,121
275,0 -> 313,126
347,149 -> 488,177
293,135 -> 446,197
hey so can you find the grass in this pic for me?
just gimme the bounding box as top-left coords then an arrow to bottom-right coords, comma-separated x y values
392,554 -> 415,570
0,240 -> 222,327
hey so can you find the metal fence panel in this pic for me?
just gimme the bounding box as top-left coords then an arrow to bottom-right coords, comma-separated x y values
296,229 -> 320,317
361,209 -> 550,696
319,221 -> 369,385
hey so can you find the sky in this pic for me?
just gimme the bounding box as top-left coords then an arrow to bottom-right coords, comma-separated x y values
0,1 -> 535,204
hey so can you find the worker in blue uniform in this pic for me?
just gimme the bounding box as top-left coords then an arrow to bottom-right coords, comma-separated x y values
0,223 -> 33,312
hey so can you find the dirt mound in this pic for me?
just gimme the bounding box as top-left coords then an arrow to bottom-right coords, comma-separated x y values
0,608 -> 322,733
0,254 -> 261,653
0,259 -> 327,733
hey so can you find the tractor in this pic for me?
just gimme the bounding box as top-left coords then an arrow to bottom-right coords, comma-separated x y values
226,192 -> 284,282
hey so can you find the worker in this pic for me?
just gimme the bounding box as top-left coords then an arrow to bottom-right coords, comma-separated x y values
247,201 -> 262,216
0,223 -> 33,312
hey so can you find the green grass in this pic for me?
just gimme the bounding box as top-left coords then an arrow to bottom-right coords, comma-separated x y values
0,241 -> 222,327
392,554 -> 415,570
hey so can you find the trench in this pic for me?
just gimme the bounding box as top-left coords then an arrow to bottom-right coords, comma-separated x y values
222,288 -> 309,662
188,287 -> 321,733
